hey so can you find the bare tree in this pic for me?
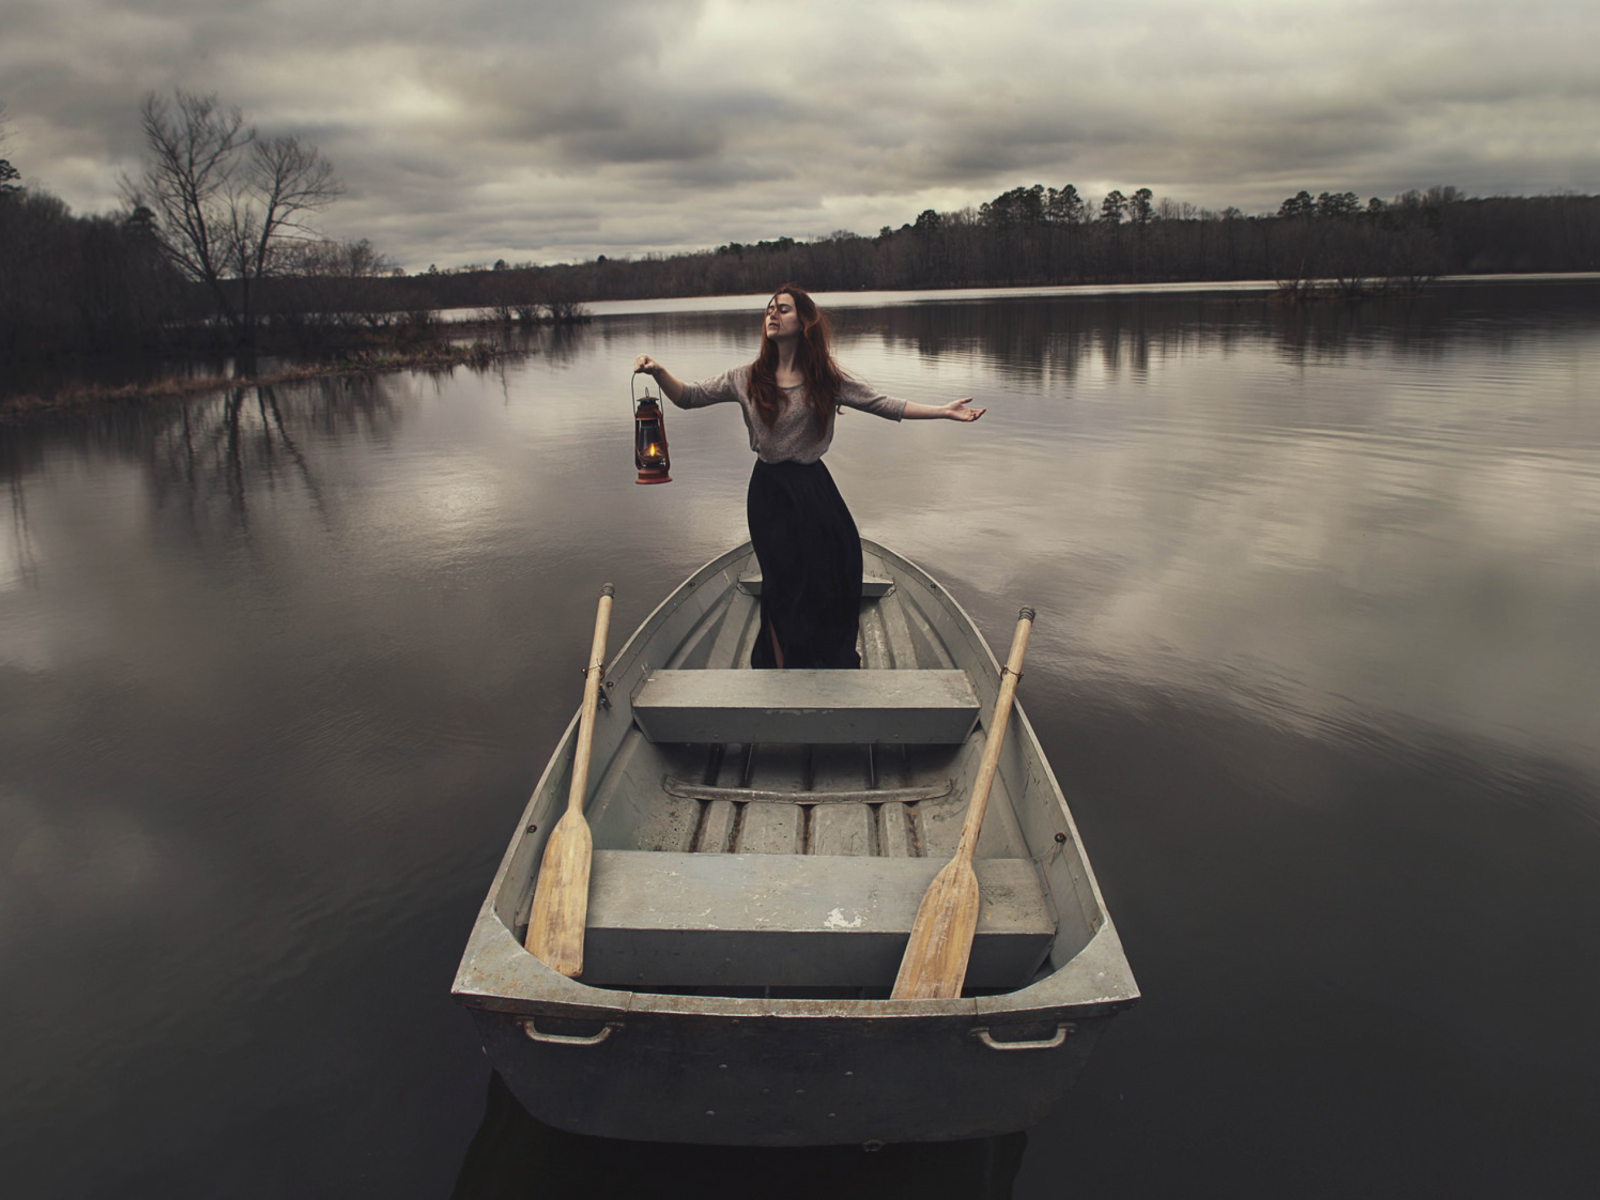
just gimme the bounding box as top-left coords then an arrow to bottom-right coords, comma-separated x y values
126,89 -> 342,352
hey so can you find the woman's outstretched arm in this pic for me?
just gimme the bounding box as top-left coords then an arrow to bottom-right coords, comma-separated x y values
632,354 -> 685,404
901,397 -> 986,421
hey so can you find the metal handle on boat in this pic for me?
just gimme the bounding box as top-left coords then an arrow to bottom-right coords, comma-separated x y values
521,1017 -> 623,1046
970,1022 -> 1075,1051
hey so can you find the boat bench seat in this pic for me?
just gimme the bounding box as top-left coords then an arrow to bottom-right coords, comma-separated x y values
630,669 -> 980,745
738,572 -> 894,597
578,849 -> 1055,989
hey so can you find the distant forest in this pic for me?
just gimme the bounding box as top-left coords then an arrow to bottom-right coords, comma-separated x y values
397,185 -> 1600,310
5,126 -> 1599,366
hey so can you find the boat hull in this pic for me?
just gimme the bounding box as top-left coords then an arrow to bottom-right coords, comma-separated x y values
471,1001 -> 1109,1146
452,539 -> 1139,1145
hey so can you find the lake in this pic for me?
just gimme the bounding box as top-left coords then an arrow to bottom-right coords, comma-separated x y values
3,279 -> 1598,1198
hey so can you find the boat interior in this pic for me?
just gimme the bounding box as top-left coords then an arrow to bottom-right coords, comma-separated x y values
500,544 -> 1109,1002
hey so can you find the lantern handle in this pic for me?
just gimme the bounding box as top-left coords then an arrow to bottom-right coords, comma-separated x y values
630,370 -> 659,416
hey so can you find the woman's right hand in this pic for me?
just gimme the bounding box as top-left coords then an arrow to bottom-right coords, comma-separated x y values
632,355 -> 686,404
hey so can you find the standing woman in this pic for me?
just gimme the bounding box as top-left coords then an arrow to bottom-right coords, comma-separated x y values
633,284 -> 984,670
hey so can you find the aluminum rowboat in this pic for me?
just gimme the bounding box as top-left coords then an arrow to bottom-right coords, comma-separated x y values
451,539 -> 1139,1146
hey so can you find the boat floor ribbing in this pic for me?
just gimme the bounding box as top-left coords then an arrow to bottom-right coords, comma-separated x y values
523,548 -> 1055,999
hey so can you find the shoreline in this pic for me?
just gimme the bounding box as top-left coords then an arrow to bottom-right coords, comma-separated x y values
0,339 -> 509,425
6,271 -> 1597,424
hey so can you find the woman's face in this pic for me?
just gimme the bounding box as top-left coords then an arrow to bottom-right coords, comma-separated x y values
765,293 -> 802,340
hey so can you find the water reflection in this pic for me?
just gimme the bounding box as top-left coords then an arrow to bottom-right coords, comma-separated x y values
0,279 -> 1597,1197
5,469 -> 39,591
2,375 -> 413,572
451,1073 -> 1026,1200
557,278 -> 1600,407
834,278 -> 1600,383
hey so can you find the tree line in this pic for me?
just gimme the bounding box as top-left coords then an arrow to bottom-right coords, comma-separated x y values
400,184 -> 1599,311
4,90 -> 1599,369
1,92 -> 451,368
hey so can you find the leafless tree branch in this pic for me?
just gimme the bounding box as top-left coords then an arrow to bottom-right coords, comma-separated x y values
125,89 -> 341,349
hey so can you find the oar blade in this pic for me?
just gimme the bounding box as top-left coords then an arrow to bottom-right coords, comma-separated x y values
524,809 -> 593,977
891,857 -> 982,1000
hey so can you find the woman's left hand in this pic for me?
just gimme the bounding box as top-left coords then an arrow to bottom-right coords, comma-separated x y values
945,398 -> 986,421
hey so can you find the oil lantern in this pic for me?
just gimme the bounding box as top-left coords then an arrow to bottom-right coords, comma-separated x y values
633,382 -> 672,485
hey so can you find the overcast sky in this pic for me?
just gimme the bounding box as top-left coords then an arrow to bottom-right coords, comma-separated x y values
2,0 -> 1597,270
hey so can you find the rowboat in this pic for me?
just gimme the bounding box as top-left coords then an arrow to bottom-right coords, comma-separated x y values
451,539 -> 1139,1146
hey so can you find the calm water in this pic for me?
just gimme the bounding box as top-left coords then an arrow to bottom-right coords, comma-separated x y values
3,280 -> 1599,1198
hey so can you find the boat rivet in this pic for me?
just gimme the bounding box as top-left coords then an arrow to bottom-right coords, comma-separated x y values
795,1089 -> 804,1095
705,1110 -> 715,1117
828,1113 -> 836,1118
526,824 -> 538,832
1054,832 -> 1067,844
844,1071 -> 853,1077
761,1088 -> 769,1094
719,1063 -> 728,1069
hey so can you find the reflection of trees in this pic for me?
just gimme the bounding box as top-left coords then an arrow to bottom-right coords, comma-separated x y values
792,282 -> 1600,387
151,386 -> 317,531
476,320 -> 595,369
466,282 -> 1600,401
1,373 -> 409,549
831,296 -> 1229,388
5,465 -> 40,589
146,376 -> 405,535
529,320 -> 593,367
2,424 -> 51,590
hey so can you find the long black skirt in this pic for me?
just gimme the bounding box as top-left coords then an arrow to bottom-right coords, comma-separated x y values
746,458 -> 862,670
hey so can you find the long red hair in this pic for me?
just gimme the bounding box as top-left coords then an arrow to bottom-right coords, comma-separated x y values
747,284 -> 844,435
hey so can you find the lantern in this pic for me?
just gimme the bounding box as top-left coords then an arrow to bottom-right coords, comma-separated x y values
633,383 -> 672,485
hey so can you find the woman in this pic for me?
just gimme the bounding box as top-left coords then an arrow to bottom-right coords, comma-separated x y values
633,285 -> 984,670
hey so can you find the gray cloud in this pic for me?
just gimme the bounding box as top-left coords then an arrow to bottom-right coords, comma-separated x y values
2,0 -> 1596,268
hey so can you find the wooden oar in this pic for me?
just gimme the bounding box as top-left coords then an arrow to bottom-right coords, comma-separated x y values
525,583 -> 615,977
892,606 -> 1036,1001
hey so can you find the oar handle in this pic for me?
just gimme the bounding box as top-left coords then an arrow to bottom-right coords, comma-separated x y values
564,584 -> 615,817
954,607 -> 1035,862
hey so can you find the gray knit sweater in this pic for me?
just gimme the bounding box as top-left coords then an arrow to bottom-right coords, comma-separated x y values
675,365 -> 907,464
